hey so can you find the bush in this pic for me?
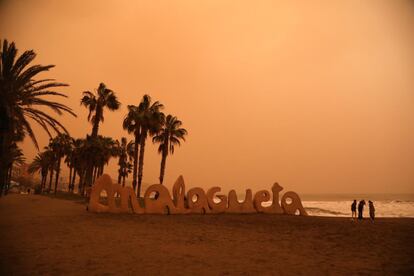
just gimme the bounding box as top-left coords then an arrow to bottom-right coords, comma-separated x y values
34,185 -> 42,194
15,176 -> 35,189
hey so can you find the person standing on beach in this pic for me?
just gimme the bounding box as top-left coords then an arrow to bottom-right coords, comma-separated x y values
351,200 -> 357,219
357,200 -> 366,220
368,200 -> 375,221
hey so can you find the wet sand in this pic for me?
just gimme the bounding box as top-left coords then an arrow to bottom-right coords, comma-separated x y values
0,194 -> 413,275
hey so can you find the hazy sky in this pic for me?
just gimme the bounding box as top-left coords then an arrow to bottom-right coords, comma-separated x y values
1,0 -> 413,194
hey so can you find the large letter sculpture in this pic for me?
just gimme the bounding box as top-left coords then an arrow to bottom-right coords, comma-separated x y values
144,184 -> 178,214
227,189 -> 255,213
88,174 -> 308,216
207,187 -> 227,213
187,188 -> 211,214
89,174 -> 144,214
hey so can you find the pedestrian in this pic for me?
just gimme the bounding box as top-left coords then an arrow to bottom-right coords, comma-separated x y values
368,200 -> 375,221
357,200 -> 366,220
351,200 -> 357,219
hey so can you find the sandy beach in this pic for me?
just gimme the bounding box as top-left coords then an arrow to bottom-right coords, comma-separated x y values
0,194 -> 413,275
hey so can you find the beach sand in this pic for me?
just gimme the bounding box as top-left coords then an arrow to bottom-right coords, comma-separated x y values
0,194 -> 413,275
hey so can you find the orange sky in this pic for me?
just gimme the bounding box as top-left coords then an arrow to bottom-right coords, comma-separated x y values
1,0 -> 413,194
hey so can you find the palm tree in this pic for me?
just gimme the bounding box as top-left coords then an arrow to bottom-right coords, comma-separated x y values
71,138 -> 88,194
0,39 -> 76,195
29,151 -> 51,191
136,96 -> 164,196
123,95 -> 164,197
81,83 -> 120,138
3,143 -> 25,193
71,138 -> 88,193
153,114 -> 187,184
123,105 -> 141,192
93,136 -> 117,182
71,135 -> 116,191
81,136 -> 101,188
49,133 -> 72,194
81,83 -> 120,188
116,137 -> 126,184
64,138 -> 75,192
121,162 -> 133,187
115,137 -> 134,185
6,144 -> 25,172
42,145 -> 57,193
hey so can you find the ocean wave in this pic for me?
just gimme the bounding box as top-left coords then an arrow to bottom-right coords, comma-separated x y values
389,200 -> 414,203
304,207 -> 348,216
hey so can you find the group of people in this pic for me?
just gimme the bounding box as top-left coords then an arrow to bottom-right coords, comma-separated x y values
351,200 -> 375,221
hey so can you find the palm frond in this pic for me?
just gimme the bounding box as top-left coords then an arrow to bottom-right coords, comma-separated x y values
16,64 -> 55,89
1,39 -> 76,151
11,49 -> 36,78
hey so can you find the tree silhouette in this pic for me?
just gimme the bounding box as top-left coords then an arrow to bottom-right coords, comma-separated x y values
81,83 -> 120,138
29,151 -> 52,192
153,114 -> 187,184
0,39 -> 75,195
115,137 -> 134,186
49,134 -> 72,194
123,95 -> 163,197
80,83 -> 119,188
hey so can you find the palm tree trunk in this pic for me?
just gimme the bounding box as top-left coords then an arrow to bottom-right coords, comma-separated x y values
92,166 -> 98,184
132,130 -> 140,192
99,165 -> 104,176
159,152 -> 168,184
0,130 -> 11,196
79,170 -> 85,196
0,168 -> 5,196
42,170 -> 48,192
68,165 -> 73,192
48,166 -> 54,193
41,175 -> 45,192
54,156 -> 62,194
137,131 -> 147,198
95,165 -> 100,180
85,161 -> 94,188
71,169 -> 77,193
122,174 -> 126,187
0,138 -> 4,196
40,175 -> 44,191
159,140 -> 169,185
83,170 -> 88,195
117,158 -> 122,184
91,166 -> 95,184
117,170 -> 122,184
78,171 -> 82,195
91,108 -> 102,138
87,109 -> 101,188
8,164 -> 12,182
5,165 -> 12,194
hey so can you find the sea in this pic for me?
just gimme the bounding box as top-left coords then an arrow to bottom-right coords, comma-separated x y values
298,194 -> 414,218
